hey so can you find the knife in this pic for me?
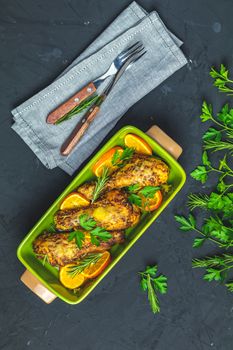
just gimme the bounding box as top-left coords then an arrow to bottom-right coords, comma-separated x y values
60,49 -> 146,156
46,41 -> 143,125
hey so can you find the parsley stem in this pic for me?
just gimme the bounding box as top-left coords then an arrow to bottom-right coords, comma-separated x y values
191,226 -> 223,246
210,116 -> 233,131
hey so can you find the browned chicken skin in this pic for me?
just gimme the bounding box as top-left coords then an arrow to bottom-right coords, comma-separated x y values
106,154 -> 169,189
77,155 -> 169,200
34,230 -> 124,266
34,154 -> 169,269
54,189 -> 141,231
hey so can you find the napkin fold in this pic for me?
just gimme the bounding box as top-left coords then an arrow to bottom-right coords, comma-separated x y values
11,1 -> 187,175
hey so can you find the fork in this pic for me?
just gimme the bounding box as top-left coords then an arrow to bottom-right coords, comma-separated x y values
60,45 -> 146,156
47,41 -> 144,124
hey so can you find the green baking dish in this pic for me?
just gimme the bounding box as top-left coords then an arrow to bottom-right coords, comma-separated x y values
17,125 -> 186,304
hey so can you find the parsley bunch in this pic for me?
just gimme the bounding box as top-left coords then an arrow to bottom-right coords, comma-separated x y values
139,265 -> 167,314
68,214 -> 112,249
175,64 -> 233,293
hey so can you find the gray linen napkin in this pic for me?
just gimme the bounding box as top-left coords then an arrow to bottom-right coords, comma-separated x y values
11,1 -> 187,175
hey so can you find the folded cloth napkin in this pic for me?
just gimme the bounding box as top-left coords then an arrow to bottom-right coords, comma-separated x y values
11,1 -> 187,175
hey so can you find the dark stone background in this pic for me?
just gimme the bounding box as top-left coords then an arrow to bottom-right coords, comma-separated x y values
1,1 -> 233,349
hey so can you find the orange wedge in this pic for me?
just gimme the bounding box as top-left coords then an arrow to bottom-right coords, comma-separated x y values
92,147 -> 124,177
82,251 -> 111,279
124,134 -> 152,155
140,190 -> 163,212
60,192 -> 90,210
59,264 -> 86,289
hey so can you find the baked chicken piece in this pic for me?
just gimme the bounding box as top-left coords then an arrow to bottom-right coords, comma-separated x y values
77,154 -> 169,200
33,230 -> 124,266
106,154 -> 169,190
54,189 -> 141,231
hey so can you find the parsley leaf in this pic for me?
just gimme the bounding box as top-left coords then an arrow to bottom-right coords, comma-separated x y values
127,184 -> 141,193
128,193 -> 142,207
203,127 -> 222,141
111,147 -> 134,167
203,268 -> 223,282
68,230 -> 85,249
191,165 -> 208,183
193,237 -> 205,248
79,214 -> 96,231
139,186 -> 161,198
91,227 -> 112,243
200,101 -> 213,122
174,214 -> 196,231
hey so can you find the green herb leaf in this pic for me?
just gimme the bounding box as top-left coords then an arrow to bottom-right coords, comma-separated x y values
203,127 -> 222,141
191,166 -> 208,183
139,265 -> 168,314
67,253 -> 102,278
202,151 -> 211,167
225,282 -> 233,292
92,167 -> 109,203
200,101 -> 213,122
139,186 -> 161,198
203,268 -> 223,282
174,214 -> 196,231
153,275 -> 168,294
128,193 -> 142,207
193,237 -> 205,248
140,278 -> 148,291
127,184 -> 141,193
147,274 -> 160,314
145,265 -> 158,275
68,230 -> 85,249
91,227 -> 112,241
55,95 -> 99,125
79,214 -> 96,231
111,147 -> 134,167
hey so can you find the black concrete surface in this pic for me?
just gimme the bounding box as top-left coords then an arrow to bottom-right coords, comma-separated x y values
1,1 -> 233,349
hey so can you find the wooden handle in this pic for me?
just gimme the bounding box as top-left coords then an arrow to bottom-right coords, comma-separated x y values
46,82 -> 96,124
20,269 -> 57,304
61,105 -> 100,156
146,125 -> 182,159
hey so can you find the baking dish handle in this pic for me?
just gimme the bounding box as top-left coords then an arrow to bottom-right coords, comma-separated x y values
146,125 -> 182,159
21,269 -> 57,304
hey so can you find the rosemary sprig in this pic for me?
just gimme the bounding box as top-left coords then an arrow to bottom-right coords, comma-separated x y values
139,265 -> 167,314
35,253 -> 49,266
55,95 -> 99,125
67,253 -> 103,278
92,167 -> 109,203
204,140 -> 233,154
192,254 -> 233,287
187,193 -> 210,211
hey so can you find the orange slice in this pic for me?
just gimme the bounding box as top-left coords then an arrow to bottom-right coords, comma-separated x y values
59,264 -> 86,289
124,134 -> 152,155
92,147 -> 124,177
60,192 -> 90,210
140,190 -> 163,211
82,251 -> 111,279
